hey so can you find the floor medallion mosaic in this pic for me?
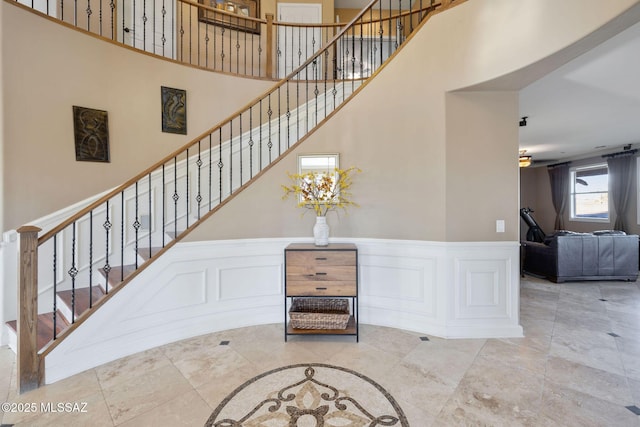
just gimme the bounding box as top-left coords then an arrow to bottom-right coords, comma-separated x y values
204,363 -> 410,426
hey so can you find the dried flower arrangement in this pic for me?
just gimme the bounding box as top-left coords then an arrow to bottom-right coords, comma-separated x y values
282,166 -> 361,216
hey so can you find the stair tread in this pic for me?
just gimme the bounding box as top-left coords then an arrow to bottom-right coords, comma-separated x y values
99,264 -> 138,289
57,286 -> 106,319
137,246 -> 164,261
6,311 -> 70,351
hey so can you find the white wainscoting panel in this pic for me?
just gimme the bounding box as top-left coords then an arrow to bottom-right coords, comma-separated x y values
44,237 -> 522,384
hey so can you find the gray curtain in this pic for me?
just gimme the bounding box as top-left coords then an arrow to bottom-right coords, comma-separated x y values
548,163 -> 570,231
607,154 -> 635,232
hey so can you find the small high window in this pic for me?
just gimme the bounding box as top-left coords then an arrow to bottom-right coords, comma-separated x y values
570,164 -> 609,221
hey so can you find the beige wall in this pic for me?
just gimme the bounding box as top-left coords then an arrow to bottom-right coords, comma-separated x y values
186,0 -> 640,243
2,3 -> 273,231
5,0 -> 640,242
445,91 -> 519,242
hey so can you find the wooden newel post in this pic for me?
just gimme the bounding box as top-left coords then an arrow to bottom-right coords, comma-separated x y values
266,13 -> 274,79
17,225 -> 43,394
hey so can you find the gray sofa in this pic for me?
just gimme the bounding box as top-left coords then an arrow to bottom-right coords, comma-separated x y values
522,231 -> 639,282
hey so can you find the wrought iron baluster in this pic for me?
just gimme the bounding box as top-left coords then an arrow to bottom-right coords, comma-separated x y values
110,0 -> 115,40
179,4 -> 185,62
162,0 -> 167,57
228,27 -> 232,72
257,31 -> 262,77
172,0 -> 175,59
296,75 -> 300,143
251,32 -> 255,76
229,122 -> 233,195
286,82 -> 290,149
173,156 -> 178,237
104,200 -> 111,293
259,99 -> 263,170
323,51 -> 328,118
276,27 -> 282,78
305,68 -> 309,133
142,0 -> 147,51
120,191 -> 124,282
89,210 -> 93,308
248,107 -> 254,179
186,148 -> 190,228
196,6 -> 201,66
214,22 -> 218,70
86,0 -> 92,32
208,134 -> 213,210
221,27 -> 226,71
396,0 -> 402,49
152,0 -> 156,54
277,86 -> 281,155
239,114 -> 243,186
52,235 -> 57,339
121,0 -> 126,45
218,128 -> 223,203
244,26 -> 247,75
69,222 -> 78,323
205,22 -> 210,67
369,8 -> 374,75
286,26 -> 291,79
299,26 -> 303,73
236,29 -> 241,74
148,172 -> 152,258
314,66 -> 319,125
379,0 -> 384,68
267,94 -> 273,163
359,19 -> 364,78
196,141 -> 203,219
388,0 -> 392,59
162,164 -> 166,247
74,0 -> 78,26
134,181 -> 140,269
351,26 -> 355,90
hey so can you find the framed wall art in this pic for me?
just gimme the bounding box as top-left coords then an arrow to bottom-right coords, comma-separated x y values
72,106 -> 111,162
198,0 -> 260,34
161,86 -> 187,135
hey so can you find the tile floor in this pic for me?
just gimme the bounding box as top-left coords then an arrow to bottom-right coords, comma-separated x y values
1,275 -> 640,426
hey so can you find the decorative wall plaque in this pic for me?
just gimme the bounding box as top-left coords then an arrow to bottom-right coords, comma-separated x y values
72,106 -> 110,162
161,86 -> 187,135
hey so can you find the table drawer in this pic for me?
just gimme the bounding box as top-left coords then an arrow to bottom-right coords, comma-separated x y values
286,250 -> 356,267
286,281 -> 357,296
286,265 -> 355,282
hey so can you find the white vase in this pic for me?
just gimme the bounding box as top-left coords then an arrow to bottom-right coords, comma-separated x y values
313,216 -> 330,246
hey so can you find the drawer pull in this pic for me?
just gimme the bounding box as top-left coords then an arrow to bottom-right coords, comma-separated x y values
315,257 -> 327,260
315,287 -> 328,290
315,272 -> 327,276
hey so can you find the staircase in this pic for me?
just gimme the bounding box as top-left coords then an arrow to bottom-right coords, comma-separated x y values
8,234 -> 174,352
6,0 -> 459,392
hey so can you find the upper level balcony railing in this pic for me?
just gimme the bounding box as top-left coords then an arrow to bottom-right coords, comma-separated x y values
13,0 -> 445,78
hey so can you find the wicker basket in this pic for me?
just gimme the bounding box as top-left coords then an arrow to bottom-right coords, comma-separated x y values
289,298 -> 350,330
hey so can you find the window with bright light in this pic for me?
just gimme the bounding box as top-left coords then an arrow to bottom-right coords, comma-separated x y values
570,164 -> 609,221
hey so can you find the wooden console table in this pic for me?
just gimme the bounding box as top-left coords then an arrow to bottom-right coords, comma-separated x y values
284,243 -> 358,341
